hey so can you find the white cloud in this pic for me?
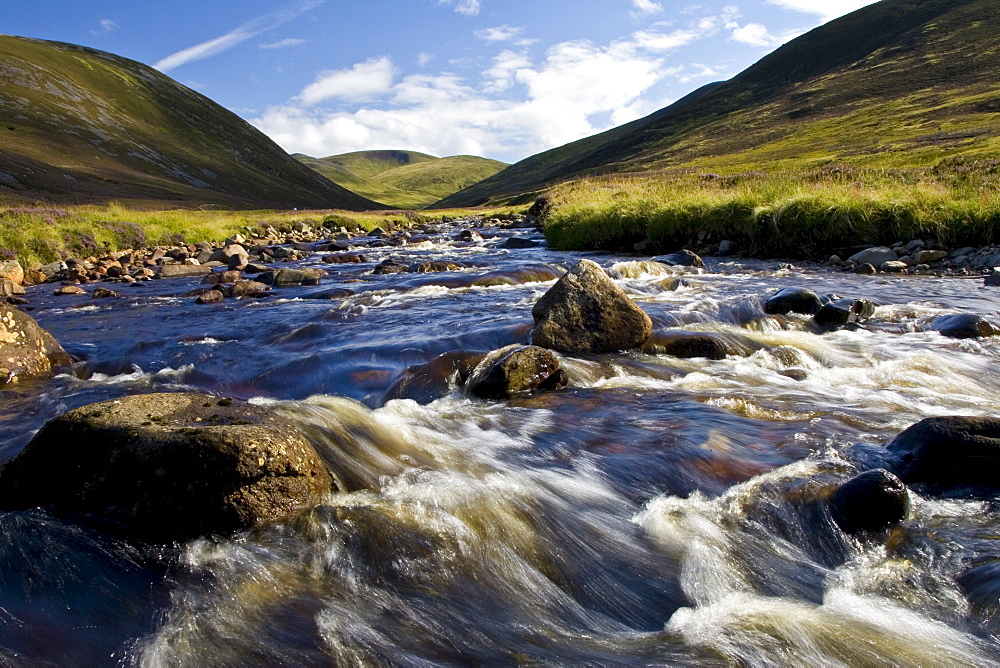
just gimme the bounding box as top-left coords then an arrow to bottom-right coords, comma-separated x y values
259,38 -> 307,49
90,19 -> 119,36
418,52 -> 434,67
765,0 -> 880,22
251,8 -> 744,162
299,57 -> 396,105
731,22 -> 789,47
154,0 -> 324,72
438,0 -> 481,16
631,0 -> 663,16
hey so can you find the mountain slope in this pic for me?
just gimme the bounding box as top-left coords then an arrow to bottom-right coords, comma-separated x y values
437,0 -> 1000,207
297,151 -> 507,208
0,35 -> 383,210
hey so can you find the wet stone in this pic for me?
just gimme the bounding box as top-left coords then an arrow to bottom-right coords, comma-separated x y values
414,261 -> 462,273
813,298 -> 876,329
384,351 -> 488,404
54,285 -> 87,296
885,416 -> 1000,492
653,250 -> 703,268
531,259 -> 652,354
91,288 -> 120,299
829,469 -> 909,534
0,393 -> 336,542
928,314 -> 1000,339
196,289 -> 225,304
321,253 -> 366,264
848,247 -> 897,267
466,345 -> 568,400
0,307 -> 73,385
260,268 -> 324,287
226,281 -> 271,299
502,237 -> 540,249
764,287 -> 823,316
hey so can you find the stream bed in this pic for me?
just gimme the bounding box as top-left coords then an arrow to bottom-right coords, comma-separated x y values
2,220 -> 999,665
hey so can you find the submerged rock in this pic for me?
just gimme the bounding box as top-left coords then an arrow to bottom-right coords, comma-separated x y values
654,250 -> 704,268
502,237 -> 540,249
829,469 -> 909,534
531,259 -> 652,354
885,416 -> 1000,491
466,345 -> 568,400
764,287 -> 823,316
195,289 -> 225,304
0,393 -> 335,542
0,307 -> 73,385
928,314 -> 1000,339
641,330 -> 754,360
813,298 -> 875,329
414,261 -> 462,273
384,351 -> 487,404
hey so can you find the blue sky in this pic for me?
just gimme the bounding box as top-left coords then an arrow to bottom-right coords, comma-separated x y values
5,0 -> 879,163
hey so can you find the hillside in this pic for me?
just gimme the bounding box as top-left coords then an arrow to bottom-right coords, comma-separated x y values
297,151 -> 506,209
0,35 -> 383,210
436,0 -> 1000,207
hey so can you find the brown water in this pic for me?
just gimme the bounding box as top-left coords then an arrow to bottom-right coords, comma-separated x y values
1,220 -> 999,665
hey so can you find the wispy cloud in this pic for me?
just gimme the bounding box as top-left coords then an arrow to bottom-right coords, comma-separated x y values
438,0 -> 481,16
475,25 -> 537,47
631,0 -> 663,16
765,0 -> 880,22
730,22 -> 799,47
259,37 -> 307,49
90,19 -> 119,37
155,0 -> 324,73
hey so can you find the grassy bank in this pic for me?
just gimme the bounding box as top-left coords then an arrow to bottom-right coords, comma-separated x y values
542,164 -> 1000,258
0,202 -> 492,267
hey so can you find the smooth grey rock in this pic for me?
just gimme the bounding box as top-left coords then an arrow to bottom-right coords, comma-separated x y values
813,298 -> 876,328
885,416 -> 1000,490
848,247 -> 897,267
654,250 -> 704,268
929,313 -> 1000,339
764,287 -> 823,315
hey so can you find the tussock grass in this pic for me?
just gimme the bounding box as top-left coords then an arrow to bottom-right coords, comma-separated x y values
0,202 -> 493,266
544,165 -> 1000,258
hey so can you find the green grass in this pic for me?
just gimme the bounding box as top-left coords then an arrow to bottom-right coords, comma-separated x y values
0,202 -> 508,266
297,151 -> 507,209
543,164 -> 1000,258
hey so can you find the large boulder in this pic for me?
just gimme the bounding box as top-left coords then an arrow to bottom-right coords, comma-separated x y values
829,469 -> 909,534
0,260 -> 24,285
0,393 -> 336,541
0,307 -> 72,385
466,345 -> 568,400
884,416 -> 1000,491
531,259 -> 652,353
928,314 -> 1000,339
764,287 -> 823,315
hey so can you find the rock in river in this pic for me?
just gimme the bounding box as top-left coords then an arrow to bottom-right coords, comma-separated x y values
0,393 -> 336,541
848,247 -> 897,267
653,249 -> 704,268
813,298 -> 875,329
885,416 -> 1000,491
829,469 -> 909,534
764,287 -> 823,315
0,307 -> 73,385
928,314 -> 1000,339
531,259 -> 652,354
466,345 -> 568,400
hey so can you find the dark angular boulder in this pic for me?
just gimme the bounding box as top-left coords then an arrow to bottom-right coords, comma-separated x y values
653,250 -> 704,268
0,307 -> 73,385
764,287 -> 823,315
813,298 -> 876,329
195,289 -> 224,304
414,261 -> 462,273
373,261 -> 409,275
321,253 -> 366,264
226,280 -> 271,299
829,469 -> 909,534
928,314 -> 1000,339
885,416 -> 1000,490
531,259 -> 652,354
259,268 -> 324,287
466,345 -> 568,400
502,237 -> 540,249
0,393 -> 336,542
641,330 -> 753,360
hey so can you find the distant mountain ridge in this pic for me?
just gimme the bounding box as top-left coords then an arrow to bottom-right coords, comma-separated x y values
436,0 -> 1000,207
0,35 -> 382,209
296,150 -> 507,209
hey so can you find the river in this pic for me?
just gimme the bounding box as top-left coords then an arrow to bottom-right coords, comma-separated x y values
1,218 -> 999,665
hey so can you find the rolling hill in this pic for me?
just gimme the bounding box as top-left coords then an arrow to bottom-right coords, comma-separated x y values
0,35 -> 383,210
296,151 -> 507,209
436,0 -> 1000,208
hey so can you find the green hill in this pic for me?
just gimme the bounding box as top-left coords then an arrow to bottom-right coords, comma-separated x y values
436,0 -> 1000,208
297,151 -> 507,209
0,35 -> 383,210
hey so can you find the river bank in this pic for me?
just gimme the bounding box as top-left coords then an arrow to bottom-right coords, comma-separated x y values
0,215 -> 999,663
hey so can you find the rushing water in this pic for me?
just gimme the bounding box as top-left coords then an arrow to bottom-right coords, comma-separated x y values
2,220 -> 1000,665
